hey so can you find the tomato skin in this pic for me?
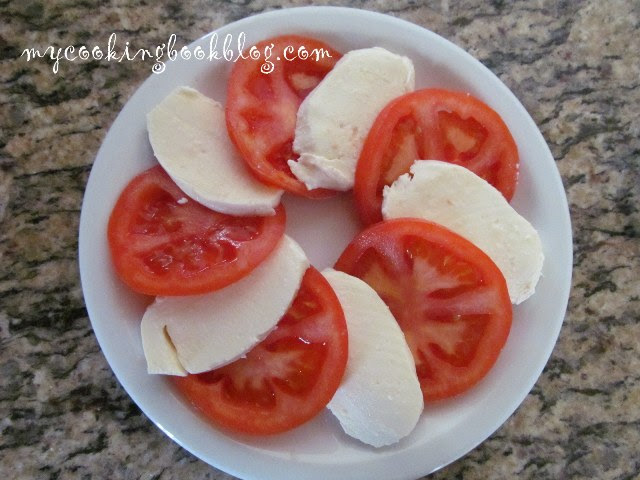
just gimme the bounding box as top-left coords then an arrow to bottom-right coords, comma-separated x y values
335,218 -> 512,401
226,35 -> 342,198
108,166 -> 286,296
172,267 -> 348,435
354,89 -> 519,225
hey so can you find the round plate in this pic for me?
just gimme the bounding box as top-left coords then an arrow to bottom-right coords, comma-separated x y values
79,6 -> 572,480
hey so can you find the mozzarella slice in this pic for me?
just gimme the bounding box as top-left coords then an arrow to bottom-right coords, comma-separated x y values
141,236 -> 309,376
323,269 -> 423,448
382,160 -> 544,304
288,47 -> 415,191
147,86 -> 282,216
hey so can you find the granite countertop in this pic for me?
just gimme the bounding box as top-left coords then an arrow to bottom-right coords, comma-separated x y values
1,0 -> 638,479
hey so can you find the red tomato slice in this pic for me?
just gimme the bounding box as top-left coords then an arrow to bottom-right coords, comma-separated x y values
226,35 -> 342,198
354,88 -> 519,224
335,219 -> 512,401
172,267 -> 348,435
108,166 -> 286,296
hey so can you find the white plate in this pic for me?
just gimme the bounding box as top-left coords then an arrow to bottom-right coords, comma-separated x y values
79,6 -> 572,480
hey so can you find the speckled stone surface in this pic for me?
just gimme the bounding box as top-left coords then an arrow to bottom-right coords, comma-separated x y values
1,0 -> 639,479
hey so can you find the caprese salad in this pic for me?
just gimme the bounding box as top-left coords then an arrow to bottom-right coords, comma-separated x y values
106,34 -> 543,448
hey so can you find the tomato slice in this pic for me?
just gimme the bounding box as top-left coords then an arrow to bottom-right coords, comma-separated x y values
172,267 -> 348,435
226,35 -> 342,198
335,219 -> 512,401
108,166 -> 286,296
354,89 -> 519,224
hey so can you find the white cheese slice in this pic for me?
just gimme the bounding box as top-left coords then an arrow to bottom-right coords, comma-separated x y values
141,235 -> 309,376
147,86 -> 283,216
323,269 -> 423,448
382,160 -> 544,304
288,47 -> 415,191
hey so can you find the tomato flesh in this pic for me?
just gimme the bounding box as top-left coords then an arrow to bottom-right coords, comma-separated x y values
108,166 -> 286,296
226,35 -> 342,198
335,219 -> 512,401
354,88 -> 519,225
173,267 -> 348,435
